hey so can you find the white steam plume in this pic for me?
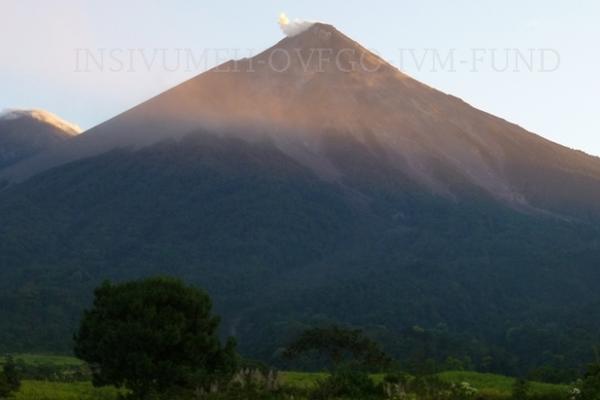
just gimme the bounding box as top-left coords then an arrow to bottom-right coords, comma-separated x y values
278,13 -> 315,37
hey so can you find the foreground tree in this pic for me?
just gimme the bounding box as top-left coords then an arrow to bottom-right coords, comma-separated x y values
0,356 -> 20,399
581,363 -> 600,400
74,277 -> 237,399
283,325 -> 391,370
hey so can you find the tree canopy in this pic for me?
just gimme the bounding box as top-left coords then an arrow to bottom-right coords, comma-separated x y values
283,326 -> 390,370
74,277 -> 237,399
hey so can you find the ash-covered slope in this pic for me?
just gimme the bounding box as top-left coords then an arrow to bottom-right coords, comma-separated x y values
3,24 -> 600,217
0,109 -> 80,169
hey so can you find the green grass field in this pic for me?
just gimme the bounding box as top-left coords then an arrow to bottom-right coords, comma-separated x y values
2,354 -> 571,400
439,371 -> 569,399
279,371 -> 327,388
2,354 -> 84,367
14,381 -> 120,400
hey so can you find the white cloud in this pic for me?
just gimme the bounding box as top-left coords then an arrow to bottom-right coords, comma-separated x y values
278,13 -> 315,37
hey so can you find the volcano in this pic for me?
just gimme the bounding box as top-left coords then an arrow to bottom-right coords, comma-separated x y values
1,23 -> 600,372
0,109 -> 80,170
4,23 -> 600,217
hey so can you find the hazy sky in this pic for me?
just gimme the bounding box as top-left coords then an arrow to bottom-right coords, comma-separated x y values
1,1 -> 599,154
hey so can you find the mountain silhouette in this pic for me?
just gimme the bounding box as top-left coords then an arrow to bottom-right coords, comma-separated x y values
1,24 -> 600,373
0,109 -> 80,170
3,24 -> 600,218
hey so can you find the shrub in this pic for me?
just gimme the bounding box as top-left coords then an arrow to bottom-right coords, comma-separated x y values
0,356 -> 20,398
512,378 -> 530,400
310,367 -> 378,400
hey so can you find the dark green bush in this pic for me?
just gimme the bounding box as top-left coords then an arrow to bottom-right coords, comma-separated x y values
0,356 -> 20,398
309,367 -> 378,400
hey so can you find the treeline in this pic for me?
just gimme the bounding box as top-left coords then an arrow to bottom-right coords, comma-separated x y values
3,277 -> 599,400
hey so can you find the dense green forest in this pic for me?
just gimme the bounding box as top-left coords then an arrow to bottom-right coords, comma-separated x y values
0,276 -> 597,400
1,277 -> 598,400
1,134 -> 600,378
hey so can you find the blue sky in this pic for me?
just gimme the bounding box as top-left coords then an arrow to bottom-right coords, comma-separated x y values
1,0 -> 599,154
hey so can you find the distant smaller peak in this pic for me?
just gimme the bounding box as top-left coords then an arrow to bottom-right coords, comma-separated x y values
0,109 -> 82,135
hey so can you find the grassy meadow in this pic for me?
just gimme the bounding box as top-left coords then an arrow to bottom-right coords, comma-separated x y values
438,371 -> 569,399
1,354 -> 571,400
14,381 -> 119,400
